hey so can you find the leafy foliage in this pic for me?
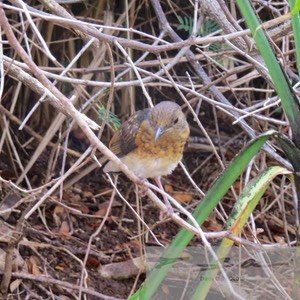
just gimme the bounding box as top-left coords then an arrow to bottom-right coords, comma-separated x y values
98,106 -> 121,131
177,16 -> 222,51
199,18 -> 220,37
177,15 -> 194,35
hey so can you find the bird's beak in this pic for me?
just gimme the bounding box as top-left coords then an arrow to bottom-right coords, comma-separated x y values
155,127 -> 164,141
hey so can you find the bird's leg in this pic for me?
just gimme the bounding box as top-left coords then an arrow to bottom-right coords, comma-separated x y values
137,177 -> 148,196
154,176 -> 174,216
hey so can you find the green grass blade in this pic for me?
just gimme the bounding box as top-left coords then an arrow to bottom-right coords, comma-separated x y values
191,166 -> 291,300
236,0 -> 300,148
290,0 -> 300,74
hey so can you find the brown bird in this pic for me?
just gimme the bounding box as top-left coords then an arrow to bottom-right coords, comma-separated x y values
104,101 -> 190,211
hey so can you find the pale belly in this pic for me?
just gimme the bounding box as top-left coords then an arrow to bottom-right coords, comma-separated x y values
103,152 -> 182,178
120,152 -> 182,178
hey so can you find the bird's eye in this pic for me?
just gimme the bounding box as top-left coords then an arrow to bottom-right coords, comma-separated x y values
173,117 -> 179,126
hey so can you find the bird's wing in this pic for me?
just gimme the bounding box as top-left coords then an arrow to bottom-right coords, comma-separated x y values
109,108 -> 151,157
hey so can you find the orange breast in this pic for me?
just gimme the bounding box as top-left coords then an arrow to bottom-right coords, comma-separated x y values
134,121 -> 189,163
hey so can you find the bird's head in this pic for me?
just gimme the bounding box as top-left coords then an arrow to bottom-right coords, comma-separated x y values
149,101 -> 189,140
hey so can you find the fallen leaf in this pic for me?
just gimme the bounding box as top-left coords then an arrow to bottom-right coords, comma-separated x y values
203,219 -> 223,232
273,235 -> 287,245
86,256 -> 100,269
53,206 -> 66,226
171,192 -> 193,203
58,221 -> 71,238
95,200 -> 121,217
27,256 -> 42,275
164,185 -> 173,193
98,257 -> 147,280
82,191 -> 93,198
10,279 -> 22,292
